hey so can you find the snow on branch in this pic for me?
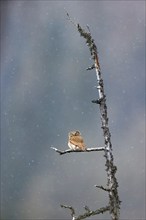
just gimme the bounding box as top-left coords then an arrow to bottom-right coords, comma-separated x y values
51,147 -> 105,155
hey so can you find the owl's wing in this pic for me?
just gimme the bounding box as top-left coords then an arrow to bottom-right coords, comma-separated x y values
70,136 -> 85,148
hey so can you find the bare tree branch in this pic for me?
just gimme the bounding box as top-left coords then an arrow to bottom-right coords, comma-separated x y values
51,147 -> 105,155
95,185 -> 110,192
61,204 -> 110,220
75,206 -> 110,220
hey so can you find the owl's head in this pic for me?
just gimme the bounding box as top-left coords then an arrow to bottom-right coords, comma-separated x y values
68,130 -> 81,138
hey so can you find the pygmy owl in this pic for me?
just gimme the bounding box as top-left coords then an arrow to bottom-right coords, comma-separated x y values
68,131 -> 86,151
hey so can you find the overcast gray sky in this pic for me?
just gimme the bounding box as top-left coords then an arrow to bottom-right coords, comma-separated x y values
1,1 -> 145,219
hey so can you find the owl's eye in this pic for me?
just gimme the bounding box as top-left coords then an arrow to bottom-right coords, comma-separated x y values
75,131 -> 80,135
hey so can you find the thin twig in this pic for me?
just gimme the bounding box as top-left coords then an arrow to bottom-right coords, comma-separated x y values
60,205 -> 76,219
95,185 -> 110,192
